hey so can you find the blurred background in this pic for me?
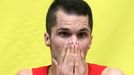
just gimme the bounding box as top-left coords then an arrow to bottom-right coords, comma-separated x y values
0,0 -> 134,75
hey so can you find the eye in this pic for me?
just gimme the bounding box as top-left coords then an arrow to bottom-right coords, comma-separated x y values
58,31 -> 71,38
77,32 -> 88,39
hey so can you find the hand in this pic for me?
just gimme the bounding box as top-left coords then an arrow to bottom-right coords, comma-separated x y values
49,41 -> 88,75
73,42 -> 88,75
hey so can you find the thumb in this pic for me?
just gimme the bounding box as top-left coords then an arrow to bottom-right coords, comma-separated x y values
52,58 -> 59,68
51,58 -> 59,75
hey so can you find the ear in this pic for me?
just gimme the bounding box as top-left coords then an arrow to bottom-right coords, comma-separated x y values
90,35 -> 93,45
88,35 -> 93,49
44,33 -> 51,47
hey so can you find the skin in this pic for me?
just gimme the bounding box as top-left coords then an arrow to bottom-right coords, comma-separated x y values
16,9 -> 125,75
45,9 -> 91,75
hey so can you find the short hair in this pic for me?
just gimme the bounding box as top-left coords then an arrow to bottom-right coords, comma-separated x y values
46,0 -> 93,35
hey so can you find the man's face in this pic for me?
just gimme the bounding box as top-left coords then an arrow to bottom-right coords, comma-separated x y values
45,10 -> 92,63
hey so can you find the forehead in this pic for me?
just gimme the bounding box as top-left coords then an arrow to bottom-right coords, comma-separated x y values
53,10 -> 90,31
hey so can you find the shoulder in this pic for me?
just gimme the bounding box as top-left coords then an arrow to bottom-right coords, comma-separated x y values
16,69 -> 32,75
102,67 -> 125,75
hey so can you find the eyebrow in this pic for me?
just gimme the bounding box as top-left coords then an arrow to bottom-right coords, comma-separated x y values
78,28 -> 90,32
56,28 -> 90,32
57,28 -> 70,32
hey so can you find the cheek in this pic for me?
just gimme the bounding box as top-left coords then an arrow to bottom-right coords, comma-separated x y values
51,37 -> 66,47
79,39 -> 90,53
51,37 -> 66,55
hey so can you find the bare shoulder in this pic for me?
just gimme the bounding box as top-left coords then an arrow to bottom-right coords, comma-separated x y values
101,67 -> 125,75
16,69 -> 32,75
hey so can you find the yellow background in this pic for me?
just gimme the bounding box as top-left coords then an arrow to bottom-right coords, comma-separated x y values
0,0 -> 134,75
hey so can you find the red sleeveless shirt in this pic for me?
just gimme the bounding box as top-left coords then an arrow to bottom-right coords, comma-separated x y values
32,63 -> 106,75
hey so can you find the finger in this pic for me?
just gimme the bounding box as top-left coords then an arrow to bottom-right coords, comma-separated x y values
75,41 -> 80,56
50,59 -> 59,75
74,42 -> 88,75
74,63 -> 88,75
78,44 -> 87,69
52,58 -> 59,75
61,41 -> 74,75
74,45 -> 80,75
74,67 -> 79,75
52,58 -> 59,68
59,42 -> 68,64
74,43 -> 81,66
62,41 -> 72,65
76,42 -> 85,62
69,42 -> 74,66
78,44 -> 85,62
85,64 -> 88,75
74,43 -> 84,74
70,42 -> 75,66
71,43 -> 75,54
72,40 -> 77,53
74,44 -> 80,67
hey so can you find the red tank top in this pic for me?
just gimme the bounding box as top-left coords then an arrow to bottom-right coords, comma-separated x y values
32,63 -> 106,75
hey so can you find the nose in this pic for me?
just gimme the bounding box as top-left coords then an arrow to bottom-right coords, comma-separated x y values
71,35 -> 77,44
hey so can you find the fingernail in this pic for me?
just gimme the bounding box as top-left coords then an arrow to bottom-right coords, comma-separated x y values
75,44 -> 78,49
65,42 -> 68,45
76,41 -> 78,44
68,41 -> 71,44
72,54 -> 76,56
71,44 -> 73,48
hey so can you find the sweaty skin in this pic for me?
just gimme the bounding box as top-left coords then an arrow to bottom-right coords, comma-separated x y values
16,9 -> 125,75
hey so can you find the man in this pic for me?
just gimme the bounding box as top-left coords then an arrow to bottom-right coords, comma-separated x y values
17,0 -> 125,75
